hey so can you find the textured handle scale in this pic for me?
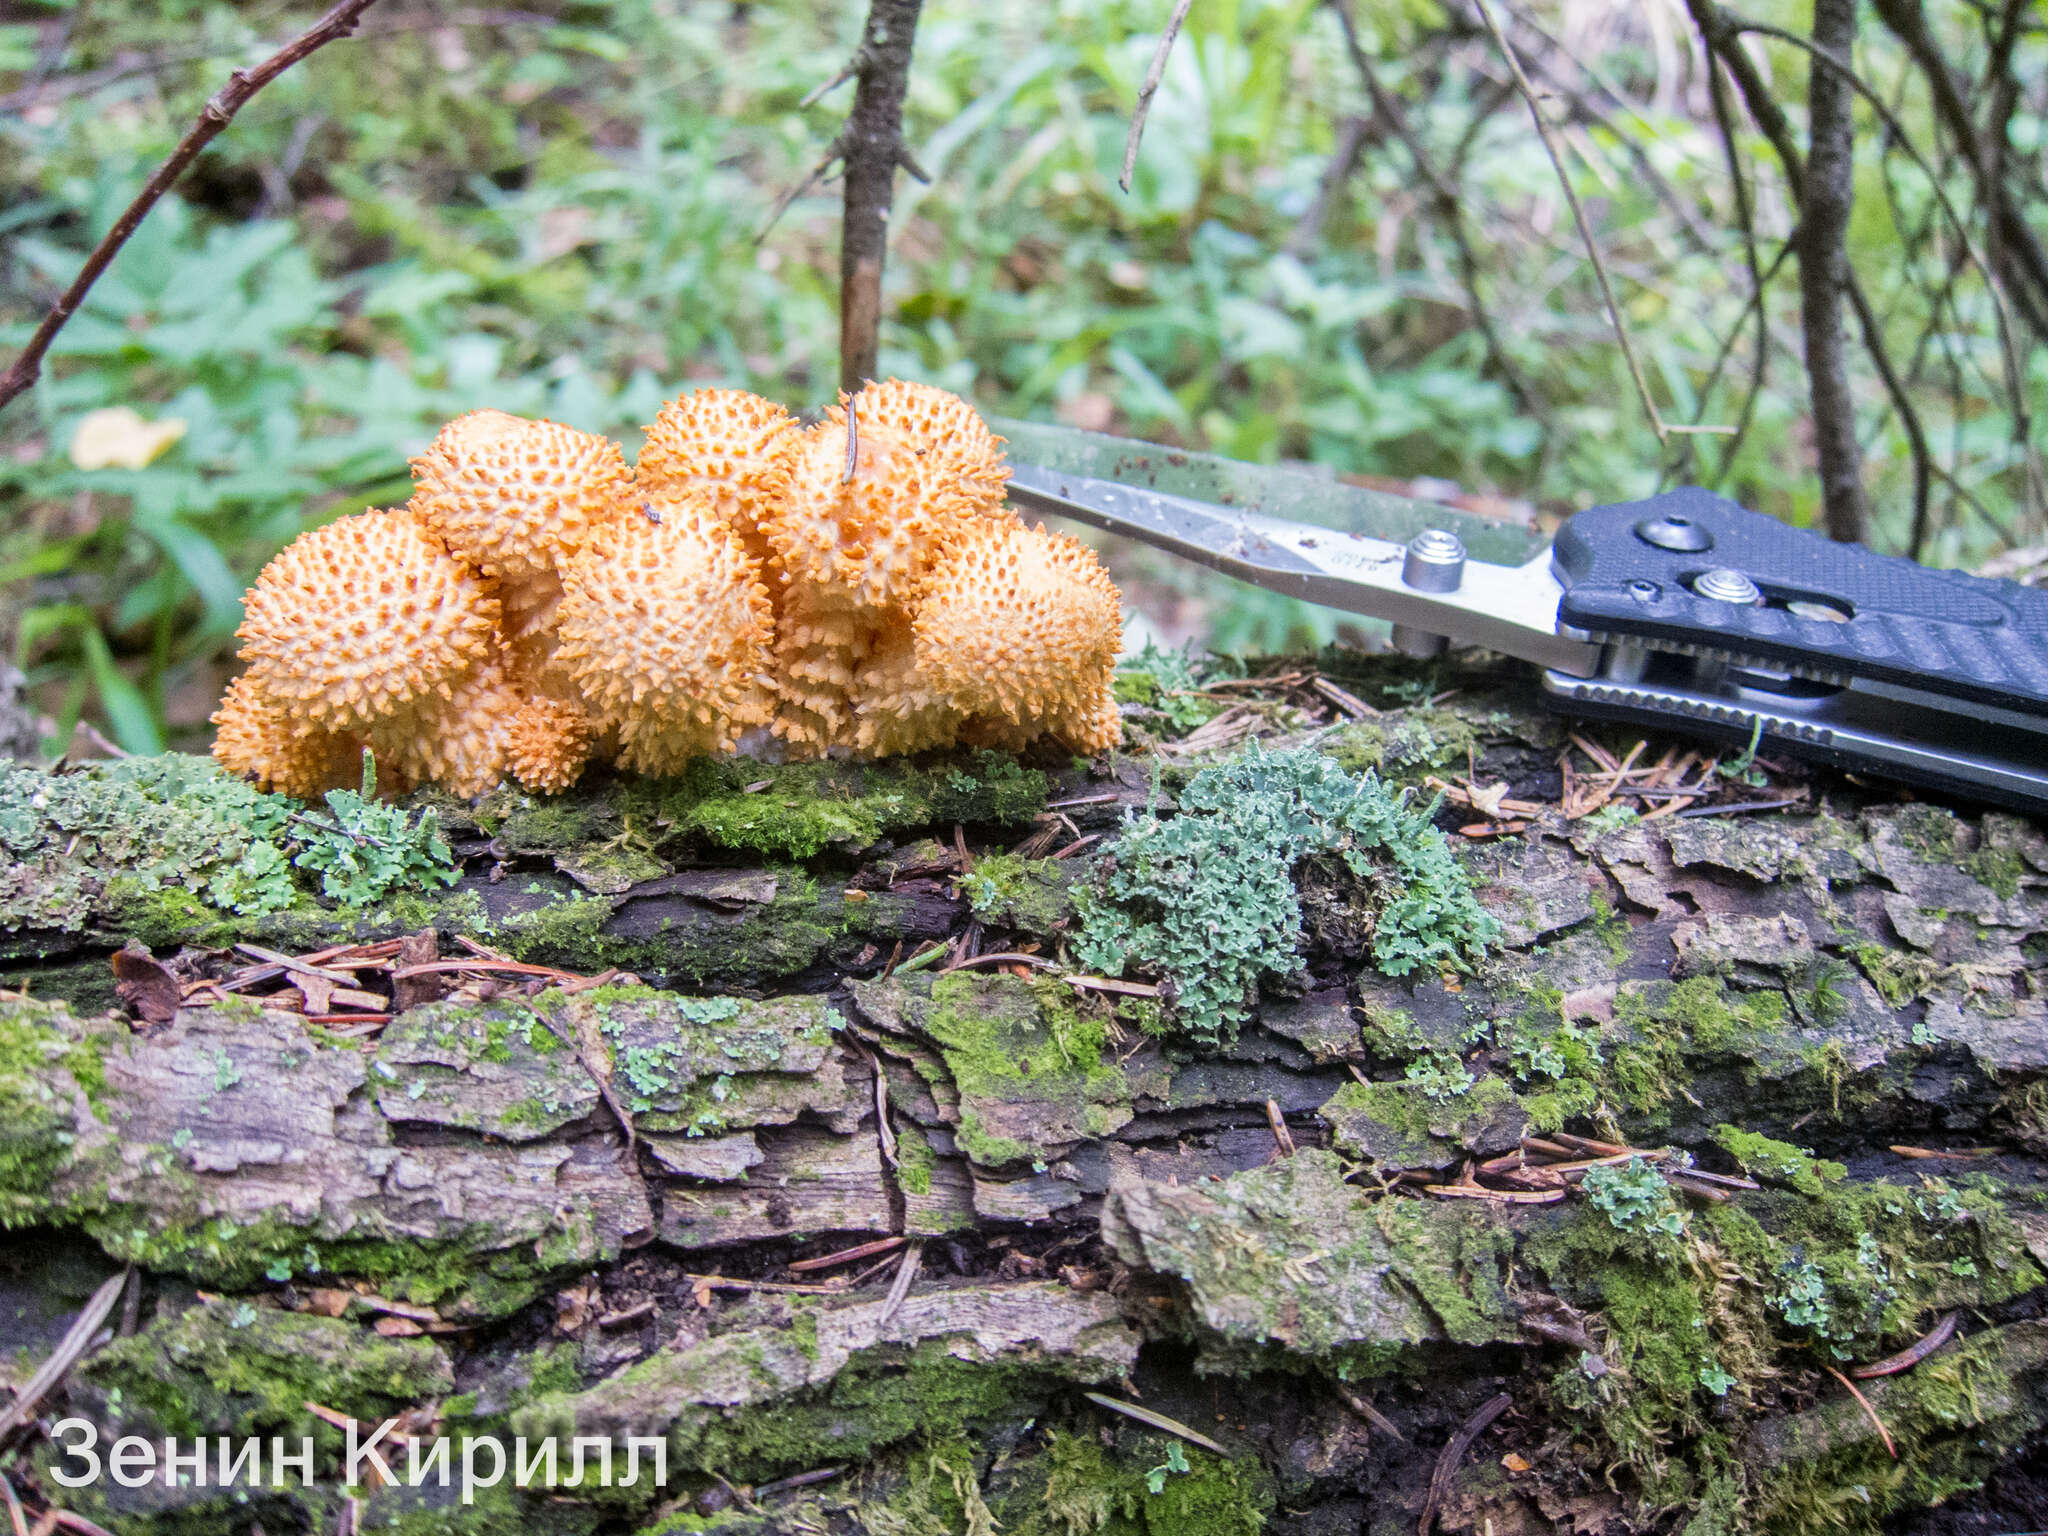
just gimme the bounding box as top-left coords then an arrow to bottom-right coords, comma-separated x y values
1553,487 -> 2048,716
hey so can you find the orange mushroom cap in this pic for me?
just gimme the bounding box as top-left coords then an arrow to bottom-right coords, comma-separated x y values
912,521 -> 1123,732
636,389 -> 796,556
828,378 -> 1010,517
409,410 -> 633,584
764,420 -> 937,609
555,495 -> 775,762
235,508 -> 500,733
211,674 -> 366,799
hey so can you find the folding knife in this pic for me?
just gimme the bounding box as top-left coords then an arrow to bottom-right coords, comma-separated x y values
998,429 -> 2048,816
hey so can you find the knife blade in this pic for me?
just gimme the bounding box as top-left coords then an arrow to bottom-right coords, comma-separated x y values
999,444 -> 2048,815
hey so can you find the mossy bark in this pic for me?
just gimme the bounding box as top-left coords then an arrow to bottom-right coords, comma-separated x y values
3,656 -> 2046,1535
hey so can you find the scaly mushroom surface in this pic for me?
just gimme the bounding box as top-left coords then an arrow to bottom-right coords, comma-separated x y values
212,383 -> 1124,797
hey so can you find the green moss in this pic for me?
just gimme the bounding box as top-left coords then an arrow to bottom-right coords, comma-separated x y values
1318,1074 -> 1524,1166
914,973 -> 1128,1166
0,755 -> 462,955
493,875 -> 842,986
1753,1320 -> 2048,1533
861,1438 -> 997,1536
981,1425 -> 1273,1536
685,1341 -> 1054,1479
81,1203 -> 552,1321
1712,1126 -> 1845,1197
1355,1000 -> 1431,1058
0,1000 -> 109,1224
962,855 -> 1079,933
1323,707 -> 1483,783
482,790 -> 621,855
0,957 -> 121,1015
1849,941 -> 1938,1008
80,1300 -> 452,1445
1961,842 -> 2026,901
894,1122 -> 937,1197
1527,1156 -> 2047,1513
634,752 -> 1048,861
1598,976 -> 1788,1124
789,1306 -> 821,1362
1587,890 -> 1632,964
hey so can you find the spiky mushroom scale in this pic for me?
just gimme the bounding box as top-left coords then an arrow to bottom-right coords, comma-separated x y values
234,508 -> 501,734
210,675 -> 366,800
408,410 -> 633,585
850,622 -> 965,757
367,653 -> 521,800
635,388 -> 796,561
506,696 -> 596,795
555,496 -> 775,757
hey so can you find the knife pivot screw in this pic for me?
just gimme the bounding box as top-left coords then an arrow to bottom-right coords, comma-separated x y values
1400,529 -> 1467,593
1390,530 -> 1467,659
1628,580 -> 1661,602
1636,515 -> 1713,553
1692,568 -> 1763,606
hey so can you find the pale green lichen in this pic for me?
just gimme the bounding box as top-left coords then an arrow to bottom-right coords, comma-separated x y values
1073,744 -> 1498,1046
0,753 -> 456,937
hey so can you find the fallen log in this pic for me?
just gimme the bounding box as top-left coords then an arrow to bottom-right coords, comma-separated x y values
1,655 -> 2044,1535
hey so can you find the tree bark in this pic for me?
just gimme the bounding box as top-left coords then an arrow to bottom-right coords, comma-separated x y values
3,657 -> 2046,1534
838,0 -> 924,395
1798,0 -> 1870,545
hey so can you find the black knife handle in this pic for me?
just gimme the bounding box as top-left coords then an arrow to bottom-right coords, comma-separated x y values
1553,486 -> 2048,716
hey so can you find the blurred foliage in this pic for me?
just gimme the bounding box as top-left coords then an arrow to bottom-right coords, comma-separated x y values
0,0 -> 2043,749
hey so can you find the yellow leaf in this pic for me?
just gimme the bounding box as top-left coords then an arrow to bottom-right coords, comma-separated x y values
70,407 -> 188,471
1501,1452 -> 1532,1473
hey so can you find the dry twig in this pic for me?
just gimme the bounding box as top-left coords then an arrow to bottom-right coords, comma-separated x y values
1849,1311 -> 1960,1379
1419,1392 -> 1513,1536
0,0 -> 383,412
0,1267 -> 130,1439
1120,0 -> 1196,193
1823,1364 -> 1899,1458
1467,0 -> 1686,446
1083,1392 -> 1231,1455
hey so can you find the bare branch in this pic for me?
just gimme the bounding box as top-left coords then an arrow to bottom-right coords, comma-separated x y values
1326,1 -> 1545,433
1733,13 -> 2042,518
756,136 -> 846,245
1870,0 -> 2048,339
837,0 -> 926,394
800,56 -> 862,111
0,0 -> 384,414
1469,0 -> 1680,443
1699,50 -> 1771,488
1797,0 -> 1869,544
1120,0 -> 1196,195
1846,275 -> 1932,556
1284,113 -> 1372,259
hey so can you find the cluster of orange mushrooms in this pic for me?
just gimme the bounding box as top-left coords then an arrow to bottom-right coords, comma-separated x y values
212,381 -> 1124,798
